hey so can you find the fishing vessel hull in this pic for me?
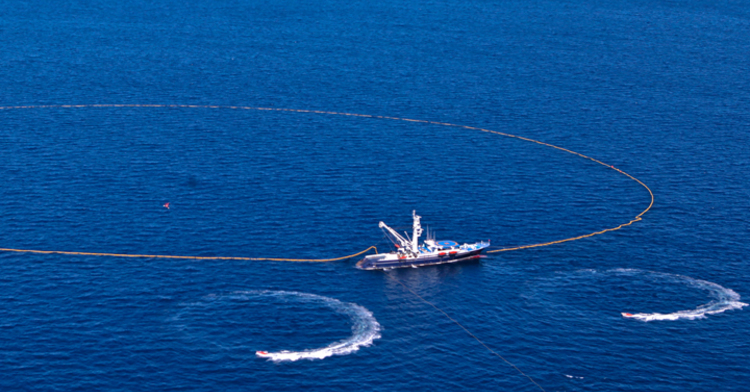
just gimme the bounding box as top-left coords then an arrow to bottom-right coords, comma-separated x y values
356,242 -> 490,270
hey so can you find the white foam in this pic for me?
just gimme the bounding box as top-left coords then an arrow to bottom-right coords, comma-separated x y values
613,269 -> 748,322
242,290 -> 381,362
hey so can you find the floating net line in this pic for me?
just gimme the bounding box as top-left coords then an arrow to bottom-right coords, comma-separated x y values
0,103 -> 653,262
0,103 -> 658,391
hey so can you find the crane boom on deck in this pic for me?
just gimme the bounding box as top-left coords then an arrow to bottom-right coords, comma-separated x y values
379,211 -> 423,253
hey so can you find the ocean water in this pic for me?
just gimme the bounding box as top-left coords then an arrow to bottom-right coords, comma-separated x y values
1,0 -> 749,390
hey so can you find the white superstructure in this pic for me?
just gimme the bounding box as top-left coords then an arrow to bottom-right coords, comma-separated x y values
357,211 -> 490,270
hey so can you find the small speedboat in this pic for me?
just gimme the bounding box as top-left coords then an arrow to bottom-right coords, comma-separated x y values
356,211 -> 489,270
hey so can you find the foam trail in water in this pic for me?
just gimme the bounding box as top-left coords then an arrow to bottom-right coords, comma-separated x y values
614,269 -> 748,322
246,290 -> 381,362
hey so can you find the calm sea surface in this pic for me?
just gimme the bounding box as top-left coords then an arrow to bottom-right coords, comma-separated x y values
1,1 -> 749,390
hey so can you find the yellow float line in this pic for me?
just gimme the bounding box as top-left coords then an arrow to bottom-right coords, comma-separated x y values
0,104 -> 653,260
0,246 -> 378,263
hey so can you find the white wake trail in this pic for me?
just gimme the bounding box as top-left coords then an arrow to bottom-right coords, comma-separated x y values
249,290 -> 381,362
615,269 -> 748,322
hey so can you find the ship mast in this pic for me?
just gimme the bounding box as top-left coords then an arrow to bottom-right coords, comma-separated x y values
411,210 -> 423,253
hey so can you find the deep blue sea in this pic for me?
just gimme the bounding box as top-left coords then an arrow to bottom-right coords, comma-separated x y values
1,0 -> 749,390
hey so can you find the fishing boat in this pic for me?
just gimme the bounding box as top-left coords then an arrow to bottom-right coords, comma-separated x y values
356,211 -> 490,270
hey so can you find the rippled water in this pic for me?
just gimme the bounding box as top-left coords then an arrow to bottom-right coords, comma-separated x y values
1,0 -> 749,391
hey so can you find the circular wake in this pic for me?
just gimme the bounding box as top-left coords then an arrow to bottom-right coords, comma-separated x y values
527,268 -> 746,323
175,290 -> 381,362
613,269 -> 747,321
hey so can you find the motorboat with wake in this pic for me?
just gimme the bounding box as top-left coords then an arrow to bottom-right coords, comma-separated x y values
356,211 -> 490,270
